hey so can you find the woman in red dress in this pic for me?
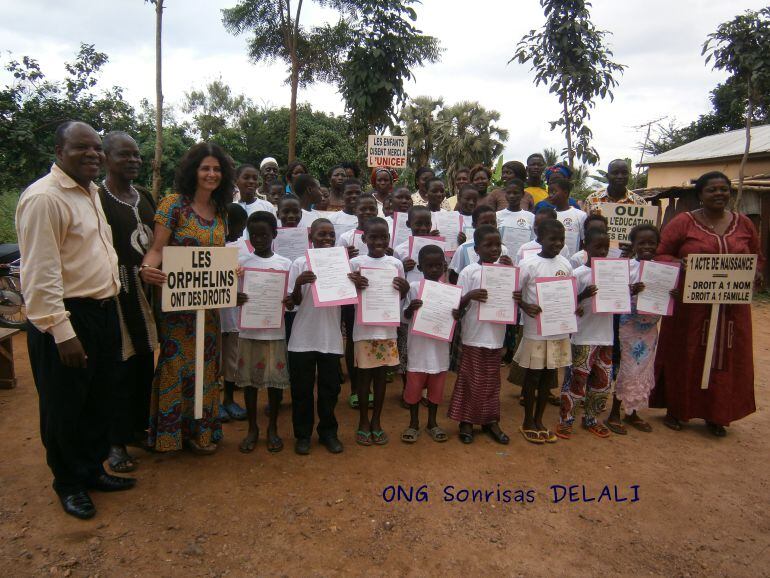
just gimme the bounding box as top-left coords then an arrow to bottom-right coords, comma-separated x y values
652,171 -> 763,436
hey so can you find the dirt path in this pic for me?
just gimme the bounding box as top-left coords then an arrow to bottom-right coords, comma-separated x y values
1,305 -> 769,577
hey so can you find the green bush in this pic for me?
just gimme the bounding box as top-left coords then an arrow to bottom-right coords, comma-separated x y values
0,192 -> 19,244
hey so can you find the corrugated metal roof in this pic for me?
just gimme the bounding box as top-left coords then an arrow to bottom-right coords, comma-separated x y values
642,124 -> 770,165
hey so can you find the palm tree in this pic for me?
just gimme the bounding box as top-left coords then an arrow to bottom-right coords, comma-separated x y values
542,147 -> 561,166
433,101 -> 508,186
397,96 -> 444,168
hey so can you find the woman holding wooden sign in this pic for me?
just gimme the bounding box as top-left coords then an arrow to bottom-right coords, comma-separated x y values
140,143 -> 232,454
652,172 -> 763,436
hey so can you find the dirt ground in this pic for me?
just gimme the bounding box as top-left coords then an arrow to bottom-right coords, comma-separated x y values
1,305 -> 769,578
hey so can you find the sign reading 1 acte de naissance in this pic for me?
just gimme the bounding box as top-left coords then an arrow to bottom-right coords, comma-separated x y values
367,135 -> 407,168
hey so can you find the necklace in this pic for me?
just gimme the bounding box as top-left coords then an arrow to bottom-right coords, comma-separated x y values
103,180 -> 152,252
698,208 -> 728,230
103,179 -> 139,208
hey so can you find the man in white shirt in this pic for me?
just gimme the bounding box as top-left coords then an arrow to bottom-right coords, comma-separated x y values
16,121 -> 136,520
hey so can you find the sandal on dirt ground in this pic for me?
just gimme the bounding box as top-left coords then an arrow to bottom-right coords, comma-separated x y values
108,446 -> 136,473
584,422 -> 611,439
355,430 -> 372,446
663,414 -> 682,431
458,430 -> 474,444
185,439 -> 218,455
519,427 -> 544,444
239,430 -> 259,453
426,426 -> 448,442
267,433 -> 284,452
371,430 -> 389,445
401,427 -> 420,443
604,418 -> 628,435
482,424 -> 510,445
218,403 -> 231,423
349,394 -> 359,409
223,401 -> 247,421
555,424 -> 572,440
623,414 -> 652,433
706,421 -> 727,437
538,429 -> 558,444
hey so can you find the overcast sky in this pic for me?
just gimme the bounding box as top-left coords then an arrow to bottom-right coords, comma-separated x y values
2,0 -> 766,171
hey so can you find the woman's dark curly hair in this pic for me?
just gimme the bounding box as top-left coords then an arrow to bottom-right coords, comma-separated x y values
285,160 -> 308,185
174,142 -> 234,217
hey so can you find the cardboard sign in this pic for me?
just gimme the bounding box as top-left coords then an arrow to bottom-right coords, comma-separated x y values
367,135 -> 407,168
596,203 -> 660,243
161,246 -> 239,312
683,254 -> 757,304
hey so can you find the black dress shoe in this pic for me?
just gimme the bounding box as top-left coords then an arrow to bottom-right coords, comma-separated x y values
294,438 -> 311,455
320,436 -> 344,454
88,473 -> 136,492
59,491 -> 96,520
482,424 -> 510,445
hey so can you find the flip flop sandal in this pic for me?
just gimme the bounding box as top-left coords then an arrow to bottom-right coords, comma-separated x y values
458,430 -> 474,444
400,427 -> 420,443
538,429 -> 558,444
218,404 -> 231,423
482,425 -> 510,445
426,426 -> 448,442
108,448 -> 136,473
267,433 -> 284,452
555,424 -> 572,440
623,415 -> 652,433
239,431 -> 259,453
355,430 -> 372,446
604,419 -> 628,435
224,402 -> 247,421
371,430 -> 389,445
349,394 -> 359,409
519,427 -> 545,444
585,423 -> 611,439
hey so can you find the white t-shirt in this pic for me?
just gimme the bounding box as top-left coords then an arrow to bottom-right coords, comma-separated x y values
238,199 -> 277,241
286,256 -> 343,354
394,240 -> 423,284
298,208 -> 322,229
403,281 -> 450,373
349,255 -> 405,342
518,254 -> 574,341
458,263 -> 506,349
329,210 -> 358,238
556,207 -> 587,257
497,208 -> 534,228
337,227 -> 368,256
449,240 -> 508,275
220,239 -> 248,333
515,239 -> 542,266
570,249 -> 588,269
237,252 -> 292,341
572,264 -> 613,346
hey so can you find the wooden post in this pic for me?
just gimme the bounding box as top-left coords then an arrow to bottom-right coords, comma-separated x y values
701,304 -> 720,389
194,309 -> 205,419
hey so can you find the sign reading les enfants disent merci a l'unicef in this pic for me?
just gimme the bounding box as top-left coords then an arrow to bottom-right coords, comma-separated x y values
367,135 -> 407,169
161,246 -> 239,312
683,253 -> 757,304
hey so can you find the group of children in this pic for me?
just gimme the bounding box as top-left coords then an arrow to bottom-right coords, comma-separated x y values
219,167 -> 672,453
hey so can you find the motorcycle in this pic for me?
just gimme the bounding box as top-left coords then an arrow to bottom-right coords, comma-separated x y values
0,244 -> 27,330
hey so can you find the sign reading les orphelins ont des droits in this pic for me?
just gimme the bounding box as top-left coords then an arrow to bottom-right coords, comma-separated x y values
367,135 -> 407,169
161,246 -> 239,312
596,203 -> 660,243
683,253 -> 757,304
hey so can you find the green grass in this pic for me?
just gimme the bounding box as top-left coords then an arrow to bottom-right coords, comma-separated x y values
0,192 -> 19,244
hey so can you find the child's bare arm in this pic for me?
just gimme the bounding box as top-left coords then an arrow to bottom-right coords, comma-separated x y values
404,299 -> 423,319
578,285 -> 598,302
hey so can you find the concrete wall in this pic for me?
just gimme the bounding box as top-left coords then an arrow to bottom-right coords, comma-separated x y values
646,157 -> 770,188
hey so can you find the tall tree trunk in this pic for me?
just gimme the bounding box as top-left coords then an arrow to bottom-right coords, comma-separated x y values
151,0 -> 164,200
735,80 -> 752,211
562,89 -> 574,171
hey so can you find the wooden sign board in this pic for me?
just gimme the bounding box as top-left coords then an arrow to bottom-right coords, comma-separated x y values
161,246 -> 239,312
367,135 -> 407,169
683,254 -> 757,304
596,203 -> 660,243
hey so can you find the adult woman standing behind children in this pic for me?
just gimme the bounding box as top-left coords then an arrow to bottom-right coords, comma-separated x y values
140,143 -> 233,454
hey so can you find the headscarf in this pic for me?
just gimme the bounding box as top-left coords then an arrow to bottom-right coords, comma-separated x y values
544,164 -> 572,182
370,167 -> 398,189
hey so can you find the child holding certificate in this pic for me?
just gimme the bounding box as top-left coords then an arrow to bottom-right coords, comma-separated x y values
219,203 -> 249,423
394,205 -> 440,284
236,212 -> 292,454
348,218 -> 410,446
556,228 -> 615,440
448,205 -> 509,284
514,207 -> 557,265
401,245 -> 458,443
605,224 -> 675,435
448,225 -> 514,445
287,219 -> 345,455
569,214 -> 609,269
514,219 -> 574,444
338,193 -> 378,406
